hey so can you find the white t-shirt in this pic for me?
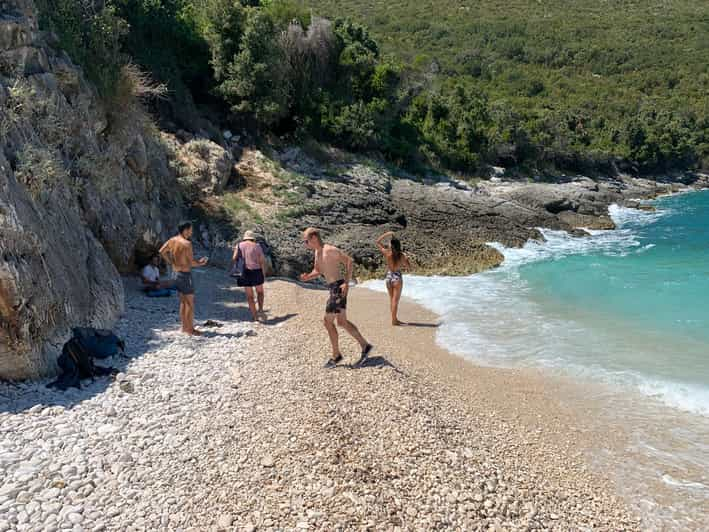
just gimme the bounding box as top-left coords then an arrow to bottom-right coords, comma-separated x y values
141,265 -> 160,283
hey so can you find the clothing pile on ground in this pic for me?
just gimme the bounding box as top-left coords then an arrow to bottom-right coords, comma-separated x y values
47,328 -> 125,390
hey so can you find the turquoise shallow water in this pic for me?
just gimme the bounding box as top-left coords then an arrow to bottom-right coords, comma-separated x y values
515,190 -> 709,412
370,189 -> 709,416
368,189 -> 709,527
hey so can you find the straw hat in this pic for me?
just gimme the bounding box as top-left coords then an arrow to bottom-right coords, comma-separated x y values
242,230 -> 258,241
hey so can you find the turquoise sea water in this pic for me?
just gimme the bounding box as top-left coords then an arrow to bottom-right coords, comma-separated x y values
367,189 -> 709,527
510,190 -> 709,414
370,189 -> 709,416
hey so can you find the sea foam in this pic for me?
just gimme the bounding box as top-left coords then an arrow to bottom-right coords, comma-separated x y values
364,201 -> 709,417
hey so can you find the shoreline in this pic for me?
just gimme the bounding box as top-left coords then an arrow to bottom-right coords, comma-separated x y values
360,278 -> 709,530
371,188 -> 709,529
247,278 -> 642,529
1,271 -> 640,530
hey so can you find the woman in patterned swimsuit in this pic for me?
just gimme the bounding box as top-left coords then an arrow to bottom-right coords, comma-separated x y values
376,231 -> 411,326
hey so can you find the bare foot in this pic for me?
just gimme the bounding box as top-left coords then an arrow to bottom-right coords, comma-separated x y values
392,319 -> 403,326
184,329 -> 203,336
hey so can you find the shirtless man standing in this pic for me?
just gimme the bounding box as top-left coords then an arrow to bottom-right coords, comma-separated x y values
300,227 -> 373,368
159,221 -> 208,335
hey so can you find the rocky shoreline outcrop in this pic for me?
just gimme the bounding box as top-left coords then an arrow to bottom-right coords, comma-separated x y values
231,147 -> 708,279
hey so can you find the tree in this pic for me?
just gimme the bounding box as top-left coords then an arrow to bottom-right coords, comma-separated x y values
217,9 -> 290,126
200,0 -> 248,82
406,84 -> 490,171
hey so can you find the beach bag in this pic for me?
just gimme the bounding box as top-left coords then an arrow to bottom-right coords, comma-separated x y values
229,244 -> 245,278
64,337 -> 95,378
47,338 -> 96,390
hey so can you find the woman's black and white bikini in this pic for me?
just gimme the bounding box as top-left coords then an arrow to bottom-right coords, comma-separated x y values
385,269 -> 403,287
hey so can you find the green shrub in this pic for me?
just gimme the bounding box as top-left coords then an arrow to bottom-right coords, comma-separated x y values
112,1 -> 211,98
36,0 -> 128,98
405,84 -> 490,171
200,0 -> 248,82
218,8 -> 290,126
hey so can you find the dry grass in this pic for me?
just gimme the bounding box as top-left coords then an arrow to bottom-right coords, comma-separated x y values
15,145 -> 69,200
110,63 -> 166,114
106,63 -> 166,137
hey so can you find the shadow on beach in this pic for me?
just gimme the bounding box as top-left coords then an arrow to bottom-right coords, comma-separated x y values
350,355 -> 406,376
262,313 -> 298,326
0,269 -> 265,414
400,321 -> 439,329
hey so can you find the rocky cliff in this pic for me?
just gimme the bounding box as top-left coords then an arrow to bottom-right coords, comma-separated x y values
0,0 -> 190,379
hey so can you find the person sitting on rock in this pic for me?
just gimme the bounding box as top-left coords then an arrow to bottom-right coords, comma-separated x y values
376,231 -> 411,326
300,227 -> 373,368
159,221 -> 208,335
141,255 -> 176,297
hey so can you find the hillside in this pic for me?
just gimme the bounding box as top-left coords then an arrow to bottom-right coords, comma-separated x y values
31,0 -> 709,177
304,0 -> 709,172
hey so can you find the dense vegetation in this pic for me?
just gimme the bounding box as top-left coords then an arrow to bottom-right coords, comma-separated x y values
305,0 -> 709,175
35,0 -> 709,176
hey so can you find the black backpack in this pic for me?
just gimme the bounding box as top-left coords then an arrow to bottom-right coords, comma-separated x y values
63,337 -> 95,379
47,330 -> 120,390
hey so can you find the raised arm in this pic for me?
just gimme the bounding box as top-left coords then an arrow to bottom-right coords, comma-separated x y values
376,231 -> 393,254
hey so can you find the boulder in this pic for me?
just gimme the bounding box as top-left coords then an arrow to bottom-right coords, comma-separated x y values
175,139 -> 234,196
499,179 -> 624,216
558,211 -> 616,230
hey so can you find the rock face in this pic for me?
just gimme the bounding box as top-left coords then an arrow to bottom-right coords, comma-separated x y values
168,138 -> 235,197
0,0 -> 184,379
496,180 -> 623,230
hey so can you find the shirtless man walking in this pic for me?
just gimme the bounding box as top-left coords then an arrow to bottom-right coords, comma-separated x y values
300,227 -> 373,368
159,221 -> 208,335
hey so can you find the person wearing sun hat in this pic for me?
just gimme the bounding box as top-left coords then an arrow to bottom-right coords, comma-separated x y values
232,229 -> 267,321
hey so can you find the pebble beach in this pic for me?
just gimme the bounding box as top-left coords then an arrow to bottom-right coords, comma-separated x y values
0,268 -> 641,531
